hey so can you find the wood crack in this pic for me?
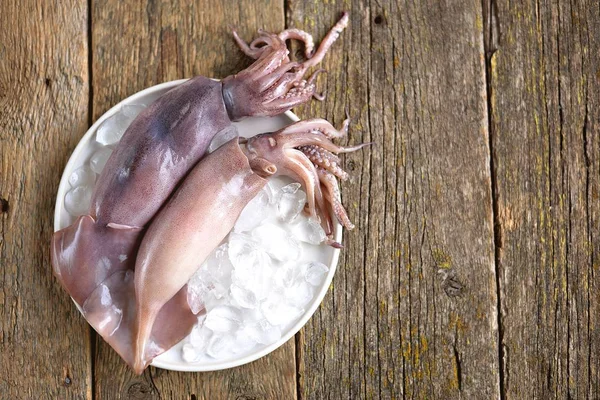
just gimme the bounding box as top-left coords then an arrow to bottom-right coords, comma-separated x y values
583,95 -> 593,399
0,197 -> 8,214
87,1 -> 96,399
453,327 -> 462,393
576,4 -> 593,395
364,3 -> 376,398
481,0 -> 504,398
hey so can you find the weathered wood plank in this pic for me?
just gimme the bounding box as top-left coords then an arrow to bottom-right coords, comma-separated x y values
0,1 -> 91,398
91,1 -> 297,398
489,0 -> 600,397
288,1 -> 500,398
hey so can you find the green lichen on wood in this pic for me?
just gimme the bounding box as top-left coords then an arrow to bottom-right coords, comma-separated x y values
432,248 -> 452,269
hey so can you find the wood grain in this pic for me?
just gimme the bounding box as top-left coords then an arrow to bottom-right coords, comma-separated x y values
3,0 -> 600,398
91,1 -> 296,399
488,0 -> 600,397
287,1 -> 499,398
0,1 -> 91,398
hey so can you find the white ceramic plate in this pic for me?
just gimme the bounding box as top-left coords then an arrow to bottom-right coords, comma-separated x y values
53,79 -> 341,372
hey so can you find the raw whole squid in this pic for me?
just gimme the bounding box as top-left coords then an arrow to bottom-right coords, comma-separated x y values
51,13 -> 356,374
80,119 -> 365,373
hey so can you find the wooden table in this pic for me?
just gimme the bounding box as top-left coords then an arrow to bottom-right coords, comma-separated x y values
1,0 -> 598,398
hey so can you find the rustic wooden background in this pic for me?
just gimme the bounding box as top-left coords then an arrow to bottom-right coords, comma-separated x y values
0,0 -> 598,398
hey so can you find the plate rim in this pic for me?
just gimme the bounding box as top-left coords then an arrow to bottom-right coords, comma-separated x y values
53,78 -> 342,372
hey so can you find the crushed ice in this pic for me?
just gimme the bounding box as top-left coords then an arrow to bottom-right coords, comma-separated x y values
183,181 -> 331,362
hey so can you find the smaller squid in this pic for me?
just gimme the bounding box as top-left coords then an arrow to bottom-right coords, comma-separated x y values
82,118 -> 366,373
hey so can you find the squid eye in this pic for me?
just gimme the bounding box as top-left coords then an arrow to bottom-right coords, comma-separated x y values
268,137 -> 277,147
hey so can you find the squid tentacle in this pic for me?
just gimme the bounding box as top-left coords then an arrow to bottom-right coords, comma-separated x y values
279,131 -> 369,154
317,167 -> 355,230
297,145 -> 349,181
284,148 -> 333,236
277,118 -> 349,139
231,28 -> 271,58
258,62 -> 300,92
307,68 -> 326,85
306,69 -> 327,100
247,38 -> 289,74
263,69 -> 308,102
298,12 -> 349,70
313,92 -> 326,102
279,149 -> 321,220
278,28 -> 315,57
223,13 -> 348,119
268,83 -> 317,107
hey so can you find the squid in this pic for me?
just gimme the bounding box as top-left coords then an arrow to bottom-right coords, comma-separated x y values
51,13 -> 358,374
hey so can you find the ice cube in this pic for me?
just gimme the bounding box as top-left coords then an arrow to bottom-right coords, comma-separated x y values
233,190 -> 270,233
285,279 -> 314,307
206,334 -> 234,359
244,318 -> 282,345
263,181 -> 279,205
305,262 -> 330,286
202,293 -> 230,312
274,262 -> 308,289
95,115 -> 127,146
189,323 -> 212,352
231,284 -> 259,309
182,343 -> 201,363
187,270 -> 210,315
261,292 -> 303,326
241,307 -> 264,324
121,103 -> 147,119
291,217 -> 326,245
64,185 -> 93,217
231,329 -> 258,354
304,261 -> 329,286
89,147 -> 113,174
204,305 -> 241,333
95,104 -> 146,146
282,182 -> 301,193
252,223 -> 301,262
231,261 -> 272,302
68,166 -> 96,188
273,263 -> 314,307
201,245 -> 234,299
277,183 -> 307,222
196,313 -> 207,326
228,232 -> 275,301
190,245 -> 233,304
209,126 -> 239,153
228,233 -> 271,271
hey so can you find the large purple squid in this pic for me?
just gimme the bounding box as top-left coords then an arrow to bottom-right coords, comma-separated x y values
51,13 -> 358,373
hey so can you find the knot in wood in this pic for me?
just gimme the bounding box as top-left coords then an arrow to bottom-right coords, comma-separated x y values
438,268 -> 464,298
126,382 -> 157,399
236,395 -> 259,400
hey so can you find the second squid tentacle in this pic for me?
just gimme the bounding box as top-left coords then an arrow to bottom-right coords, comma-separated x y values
243,117 -> 364,245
